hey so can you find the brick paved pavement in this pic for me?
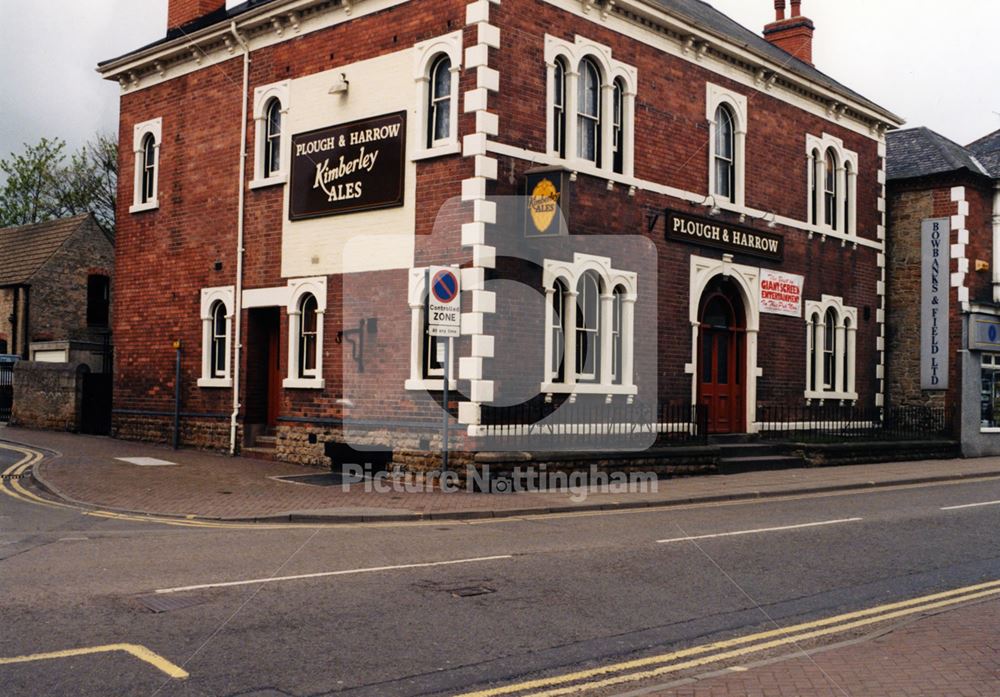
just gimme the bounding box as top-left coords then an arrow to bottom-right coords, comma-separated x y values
5,427 -> 1000,522
645,598 -> 1000,697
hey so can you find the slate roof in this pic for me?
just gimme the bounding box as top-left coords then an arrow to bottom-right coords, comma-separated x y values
98,0 -> 901,122
886,127 -> 991,182
967,129 -> 1000,178
0,214 -> 93,287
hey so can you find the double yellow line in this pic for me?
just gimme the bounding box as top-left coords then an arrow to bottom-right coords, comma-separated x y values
456,579 -> 1000,697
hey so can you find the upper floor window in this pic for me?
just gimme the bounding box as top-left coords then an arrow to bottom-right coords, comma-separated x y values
129,117 -> 162,214
428,55 -> 452,147
805,295 -> 858,401
414,32 -> 462,158
251,81 -> 289,188
545,35 -> 637,177
807,135 -> 858,236
86,275 -> 110,328
542,253 -> 638,396
714,105 -> 736,200
198,286 -> 234,388
553,58 -> 568,159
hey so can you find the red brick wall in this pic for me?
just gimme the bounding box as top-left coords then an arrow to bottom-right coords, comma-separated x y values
168,0 -> 224,30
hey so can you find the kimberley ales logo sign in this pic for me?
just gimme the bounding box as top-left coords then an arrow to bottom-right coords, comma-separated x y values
666,210 -> 783,262
524,169 -> 569,237
289,111 -> 406,221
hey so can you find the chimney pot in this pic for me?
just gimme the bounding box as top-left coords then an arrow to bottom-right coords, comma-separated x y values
763,0 -> 815,66
774,0 -> 786,21
791,0 -> 802,17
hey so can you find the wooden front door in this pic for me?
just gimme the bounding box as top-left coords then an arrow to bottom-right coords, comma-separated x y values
266,319 -> 282,428
698,280 -> 746,434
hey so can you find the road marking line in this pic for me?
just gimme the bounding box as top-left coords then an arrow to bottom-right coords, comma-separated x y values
941,499 -> 1000,510
155,554 -> 515,594
656,518 -> 863,543
453,579 -> 1000,697
0,643 -> 188,679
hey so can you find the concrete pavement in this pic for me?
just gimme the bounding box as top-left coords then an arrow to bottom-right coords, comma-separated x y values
5,427 -> 1000,522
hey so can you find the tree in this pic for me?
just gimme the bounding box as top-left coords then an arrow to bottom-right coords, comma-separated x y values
0,133 -> 118,235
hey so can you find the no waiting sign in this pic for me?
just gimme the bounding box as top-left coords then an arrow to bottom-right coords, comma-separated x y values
427,266 -> 461,337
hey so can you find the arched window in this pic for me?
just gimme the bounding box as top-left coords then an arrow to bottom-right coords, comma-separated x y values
263,98 -> 282,178
550,279 -> 567,381
428,55 -> 452,147
809,311 -> 821,391
576,271 -> 601,380
577,58 -> 602,164
210,301 -> 227,379
298,293 -> 319,379
611,286 -> 625,384
824,148 -> 838,230
842,316 -> 852,393
843,160 -> 854,235
810,149 -> 821,226
553,58 -> 568,158
823,307 -> 837,390
141,134 -> 156,204
612,79 -> 625,174
714,105 -> 735,200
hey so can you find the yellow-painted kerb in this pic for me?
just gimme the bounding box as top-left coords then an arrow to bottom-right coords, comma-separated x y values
456,580 -> 1000,697
0,643 -> 188,679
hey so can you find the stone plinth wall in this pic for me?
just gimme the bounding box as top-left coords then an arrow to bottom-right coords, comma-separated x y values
10,361 -> 85,431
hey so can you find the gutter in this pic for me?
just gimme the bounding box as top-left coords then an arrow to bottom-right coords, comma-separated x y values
229,21 -> 251,456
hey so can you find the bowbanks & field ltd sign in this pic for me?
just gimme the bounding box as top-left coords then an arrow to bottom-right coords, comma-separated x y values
289,111 -> 406,220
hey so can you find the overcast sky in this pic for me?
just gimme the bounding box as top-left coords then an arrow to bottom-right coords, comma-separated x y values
0,0 -> 998,163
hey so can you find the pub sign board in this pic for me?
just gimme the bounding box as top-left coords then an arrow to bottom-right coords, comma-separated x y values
665,210 -> 783,262
289,111 -> 406,221
524,168 -> 570,237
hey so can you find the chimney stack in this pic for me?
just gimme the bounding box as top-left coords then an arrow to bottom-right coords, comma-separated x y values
168,0 -> 226,31
763,0 -> 815,66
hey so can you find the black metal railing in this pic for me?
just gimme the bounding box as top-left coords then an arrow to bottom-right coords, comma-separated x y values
756,403 -> 954,443
0,363 -> 12,423
478,397 -> 707,451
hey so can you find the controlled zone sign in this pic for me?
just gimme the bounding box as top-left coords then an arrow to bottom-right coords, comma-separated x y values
427,267 -> 461,337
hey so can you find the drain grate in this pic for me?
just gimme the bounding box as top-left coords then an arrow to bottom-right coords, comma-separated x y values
1,472 -> 29,480
135,593 -> 208,614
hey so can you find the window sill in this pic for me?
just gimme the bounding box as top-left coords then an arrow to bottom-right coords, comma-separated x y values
250,174 -> 287,190
197,377 -> 233,388
129,200 -> 159,214
804,391 -> 858,402
283,377 -> 325,390
412,142 -> 461,162
405,378 -> 458,392
541,382 -> 638,396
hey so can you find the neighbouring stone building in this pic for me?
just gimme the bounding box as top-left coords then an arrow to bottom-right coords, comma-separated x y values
886,127 -> 1000,456
0,214 -> 115,369
98,0 -> 902,466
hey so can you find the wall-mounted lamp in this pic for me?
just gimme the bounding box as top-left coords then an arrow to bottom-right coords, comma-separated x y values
765,211 -> 778,229
703,195 -> 721,217
329,73 -> 349,95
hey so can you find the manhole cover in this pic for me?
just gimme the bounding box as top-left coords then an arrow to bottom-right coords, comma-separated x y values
135,593 -> 208,614
450,586 -> 497,598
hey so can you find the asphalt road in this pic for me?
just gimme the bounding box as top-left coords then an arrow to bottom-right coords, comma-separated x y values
2,452 -> 999,697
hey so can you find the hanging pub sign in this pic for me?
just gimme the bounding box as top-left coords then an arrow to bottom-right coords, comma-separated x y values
665,209 -> 783,262
289,111 -> 406,221
524,168 -> 570,237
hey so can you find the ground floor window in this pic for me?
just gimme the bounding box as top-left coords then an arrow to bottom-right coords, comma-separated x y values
406,267 -> 455,391
198,286 -> 235,388
981,353 -> 1000,428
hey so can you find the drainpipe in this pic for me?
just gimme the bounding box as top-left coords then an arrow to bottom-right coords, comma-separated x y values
993,182 -> 1000,303
229,21 -> 250,455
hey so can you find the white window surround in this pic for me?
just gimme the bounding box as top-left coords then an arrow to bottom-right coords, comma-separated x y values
706,83 -> 748,208
542,253 -> 638,398
129,117 -> 162,214
804,295 -> 858,402
413,31 -> 463,160
251,81 -> 290,189
198,286 -> 235,388
544,35 -> 637,178
284,277 -> 327,389
406,267 -> 457,391
807,133 -> 858,237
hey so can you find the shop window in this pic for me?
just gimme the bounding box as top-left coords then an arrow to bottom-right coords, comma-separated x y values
86,274 -> 110,327
130,117 -> 161,213
251,81 -> 289,188
542,254 -> 637,396
805,296 -> 857,401
198,285 -> 234,388
981,354 -> 1000,428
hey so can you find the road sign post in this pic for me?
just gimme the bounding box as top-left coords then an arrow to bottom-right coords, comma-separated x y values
426,267 -> 461,471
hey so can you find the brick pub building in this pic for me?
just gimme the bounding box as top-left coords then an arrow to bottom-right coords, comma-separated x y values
99,0 -> 902,467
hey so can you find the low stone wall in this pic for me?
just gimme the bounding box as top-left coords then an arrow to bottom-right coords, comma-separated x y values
10,361 -> 85,431
111,413 -> 233,453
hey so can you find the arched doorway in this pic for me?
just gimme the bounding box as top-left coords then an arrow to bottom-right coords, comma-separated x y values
698,277 -> 747,433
